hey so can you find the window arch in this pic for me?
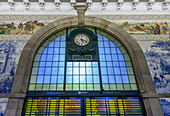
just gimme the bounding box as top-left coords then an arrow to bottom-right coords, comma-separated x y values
5,17 -> 162,116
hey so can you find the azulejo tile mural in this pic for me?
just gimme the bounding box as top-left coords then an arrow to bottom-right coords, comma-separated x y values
0,41 -> 26,93
138,41 -> 170,93
0,98 -> 8,116
159,98 -> 170,116
0,14 -> 169,35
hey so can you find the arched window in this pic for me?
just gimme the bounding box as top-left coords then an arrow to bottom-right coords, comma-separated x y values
22,28 -> 144,115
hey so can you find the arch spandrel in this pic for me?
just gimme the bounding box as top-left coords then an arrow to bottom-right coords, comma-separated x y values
6,16 -> 163,116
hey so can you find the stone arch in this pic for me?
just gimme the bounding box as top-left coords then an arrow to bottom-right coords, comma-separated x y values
5,16 -> 163,116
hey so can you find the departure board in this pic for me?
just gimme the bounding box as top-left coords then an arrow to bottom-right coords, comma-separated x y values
23,97 -> 144,116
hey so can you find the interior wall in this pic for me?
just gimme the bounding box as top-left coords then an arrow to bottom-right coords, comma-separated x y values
0,14 -> 169,115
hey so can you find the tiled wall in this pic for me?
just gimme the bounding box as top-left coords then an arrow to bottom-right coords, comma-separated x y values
0,98 -> 8,116
0,14 -> 169,115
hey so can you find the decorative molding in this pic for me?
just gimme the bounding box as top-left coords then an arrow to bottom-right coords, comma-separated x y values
0,35 -> 169,41
0,14 -> 169,21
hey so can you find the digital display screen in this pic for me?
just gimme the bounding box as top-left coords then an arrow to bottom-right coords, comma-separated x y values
23,97 -> 144,116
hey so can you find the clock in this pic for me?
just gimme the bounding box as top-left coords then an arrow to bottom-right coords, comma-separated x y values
74,34 -> 90,46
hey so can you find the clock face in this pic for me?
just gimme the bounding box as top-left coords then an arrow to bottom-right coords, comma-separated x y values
74,34 -> 90,46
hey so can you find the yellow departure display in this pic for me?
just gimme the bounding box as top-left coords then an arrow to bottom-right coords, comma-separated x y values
23,97 -> 144,116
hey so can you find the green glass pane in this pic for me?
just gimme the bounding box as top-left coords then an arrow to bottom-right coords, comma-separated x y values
33,62 -> 39,67
80,84 -> 86,90
114,40 -> 122,47
30,76 -> 37,83
107,34 -> 115,41
31,67 -> 38,75
123,84 -> 131,90
42,40 -> 50,47
34,54 -> 41,61
116,84 -> 123,90
48,35 -> 56,41
125,62 -> 132,66
37,46 -> 45,54
55,31 -> 64,37
130,84 -> 137,90
43,84 -> 49,90
127,67 -> 134,74
124,54 -> 130,61
110,84 -> 116,90
103,84 -> 109,90
50,84 -> 56,91
57,84 -> 63,91
94,84 -> 100,91
119,46 -> 127,54
129,75 -> 136,83
73,84 -> 79,91
99,31 -> 108,37
66,84 -> 72,91
87,84 -> 93,90
28,84 -> 35,90
36,84 -> 42,91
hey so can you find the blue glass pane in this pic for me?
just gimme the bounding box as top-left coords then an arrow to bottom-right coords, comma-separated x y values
73,62 -> 79,66
86,68 -> 92,74
38,68 -> 45,74
44,76 -> 50,83
101,67 -> 107,75
100,62 -> 106,66
110,48 -> 116,54
47,55 -> 53,61
99,48 -> 104,54
92,62 -> 98,67
105,48 -> 111,54
107,67 -> 114,75
113,62 -> 119,66
51,76 -> 57,83
45,68 -> 51,74
116,48 -> 121,54
93,68 -> 99,75
80,68 -> 85,75
58,68 -> 64,75
46,62 -> 52,66
60,42 -> 66,47
121,67 -> 127,74
80,76 -> 85,83
54,42 -> 60,47
105,55 -> 112,61
115,75 -> 122,83
99,55 -> 105,61
109,75 -> 115,83
59,55 -> 65,61
60,48 -> 65,54
43,48 -> 47,54
86,62 -> 91,67
80,62 -> 85,66
61,36 -> 66,41
58,76 -> 64,83
112,55 -> 118,61
67,62 -> 72,67
52,68 -> 58,75
67,68 -> 72,75
109,41 -> 116,47
102,76 -> 108,83
47,48 -> 53,54
122,75 -> 129,83
73,76 -> 79,83
87,76 -> 92,83
106,62 -> 112,66
98,42 -> 103,47
73,68 -> 79,75
66,76 -> 72,83
114,67 -> 120,74
119,62 -> 126,66
54,48 -> 59,54
52,62 -> 58,66
104,41 -> 109,47
59,62 -> 65,67
40,55 -> 46,61
93,76 -> 100,83
37,75 -> 43,83
48,41 -> 54,47
39,62 -> 45,66
118,55 -> 124,61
